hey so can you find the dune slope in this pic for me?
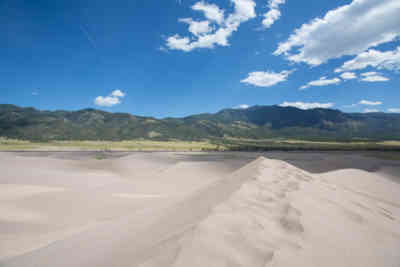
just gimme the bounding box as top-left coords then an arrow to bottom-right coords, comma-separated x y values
1,153 -> 399,267
162,158 -> 400,267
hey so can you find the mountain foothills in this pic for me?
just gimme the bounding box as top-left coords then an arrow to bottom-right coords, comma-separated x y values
1,104 -> 400,141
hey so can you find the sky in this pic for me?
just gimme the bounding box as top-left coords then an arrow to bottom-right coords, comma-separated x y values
1,0 -> 400,118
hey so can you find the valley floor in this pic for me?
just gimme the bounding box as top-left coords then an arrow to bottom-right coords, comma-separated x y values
0,152 -> 399,266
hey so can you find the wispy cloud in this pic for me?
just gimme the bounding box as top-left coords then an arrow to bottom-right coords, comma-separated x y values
234,104 -> 250,109
388,108 -> 400,113
360,72 -> 389,82
343,99 -> 383,109
363,108 -> 379,113
241,69 -> 294,87
335,47 -> 400,73
262,0 -> 285,29
340,72 -> 357,80
79,24 -> 97,50
110,89 -> 125,98
279,101 -> 334,110
299,77 -> 341,90
359,100 -> 382,106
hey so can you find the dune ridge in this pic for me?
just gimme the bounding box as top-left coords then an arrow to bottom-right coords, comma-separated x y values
163,158 -> 400,267
1,153 -> 400,267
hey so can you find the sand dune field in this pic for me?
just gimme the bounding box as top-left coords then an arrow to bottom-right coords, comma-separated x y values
0,151 -> 399,267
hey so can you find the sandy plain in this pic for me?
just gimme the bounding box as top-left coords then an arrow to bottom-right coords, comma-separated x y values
0,151 -> 399,267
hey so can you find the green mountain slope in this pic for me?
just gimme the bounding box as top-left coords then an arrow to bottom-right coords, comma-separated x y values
1,104 -> 400,141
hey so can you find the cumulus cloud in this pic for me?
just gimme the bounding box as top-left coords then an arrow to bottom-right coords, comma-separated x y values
274,0 -> 400,66
262,0 -> 285,29
388,108 -> 400,113
94,89 -> 126,107
192,1 -> 225,24
279,101 -> 334,110
235,104 -> 250,109
335,47 -> 400,73
363,108 -> 379,113
165,35 -> 192,52
359,100 -> 382,106
340,72 -> 357,80
165,0 -> 256,51
241,70 -> 294,87
179,18 -> 213,36
299,77 -> 341,90
110,89 -> 125,98
229,0 -> 256,22
360,72 -> 389,82
94,96 -> 121,107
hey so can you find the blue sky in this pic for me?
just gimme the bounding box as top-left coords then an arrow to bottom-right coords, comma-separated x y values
1,0 -> 399,118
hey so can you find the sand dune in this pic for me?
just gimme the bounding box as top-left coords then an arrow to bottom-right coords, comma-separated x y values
168,159 -> 400,267
0,152 -> 399,266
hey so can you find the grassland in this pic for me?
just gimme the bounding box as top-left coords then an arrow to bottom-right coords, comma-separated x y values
0,138 -> 222,151
217,138 -> 400,152
1,137 -> 400,153
365,151 -> 400,161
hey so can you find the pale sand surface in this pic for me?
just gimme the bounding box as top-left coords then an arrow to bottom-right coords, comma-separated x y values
0,151 -> 399,266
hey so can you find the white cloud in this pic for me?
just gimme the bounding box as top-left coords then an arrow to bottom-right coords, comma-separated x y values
360,71 -> 389,82
192,1 -> 225,24
363,108 -> 379,113
179,19 -> 213,36
340,72 -> 357,80
344,99 -> 383,108
279,101 -> 334,110
359,100 -> 382,106
299,77 -> 341,90
235,104 -> 250,109
274,0 -> 400,66
262,0 -> 285,29
94,89 -> 126,107
110,89 -> 126,98
361,75 -> 390,82
94,96 -> 121,107
241,70 -> 294,87
227,0 -> 256,23
165,0 -> 256,51
388,108 -> 400,113
165,35 -> 192,52
268,0 -> 285,9
361,72 -> 378,76
335,47 -> 400,72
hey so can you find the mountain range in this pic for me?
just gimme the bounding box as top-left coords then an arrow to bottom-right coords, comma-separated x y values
1,104 -> 400,141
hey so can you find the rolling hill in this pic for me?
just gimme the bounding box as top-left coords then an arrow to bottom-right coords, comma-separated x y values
1,104 -> 400,141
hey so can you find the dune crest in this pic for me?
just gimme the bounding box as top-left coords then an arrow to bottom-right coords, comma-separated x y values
1,153 -> 400,267
168,157 -> 400,267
